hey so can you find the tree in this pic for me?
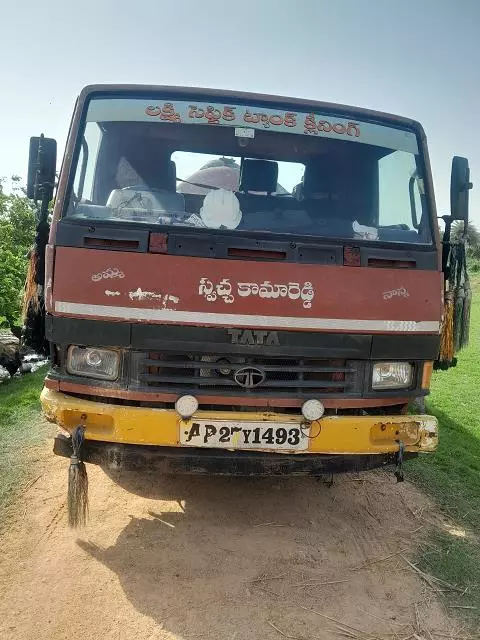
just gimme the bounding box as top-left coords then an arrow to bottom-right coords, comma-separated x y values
0,178 -> 36,327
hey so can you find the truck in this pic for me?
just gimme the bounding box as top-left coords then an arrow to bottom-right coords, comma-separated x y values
25,85 -> 472,522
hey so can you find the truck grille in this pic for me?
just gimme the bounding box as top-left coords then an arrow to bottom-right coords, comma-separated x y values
137,353 -> 357,397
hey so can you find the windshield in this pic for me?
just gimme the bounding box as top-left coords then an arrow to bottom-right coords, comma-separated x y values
67,96 -> 432,244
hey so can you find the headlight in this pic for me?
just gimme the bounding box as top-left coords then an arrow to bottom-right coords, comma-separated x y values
372,362 -> 413,390
67,346 -> 120,380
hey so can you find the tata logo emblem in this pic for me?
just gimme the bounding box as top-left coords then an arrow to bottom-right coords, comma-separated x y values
228,329 -> 280,345
234,366 -> 266,389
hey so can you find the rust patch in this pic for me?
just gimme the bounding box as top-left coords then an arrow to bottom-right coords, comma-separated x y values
50,378 -> 410,409
370,420 -> 420,446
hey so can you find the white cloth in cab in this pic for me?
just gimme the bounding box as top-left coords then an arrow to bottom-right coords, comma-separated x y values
353,220 -> 379,241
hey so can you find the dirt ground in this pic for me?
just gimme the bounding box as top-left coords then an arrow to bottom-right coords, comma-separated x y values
0,429 -> 465,640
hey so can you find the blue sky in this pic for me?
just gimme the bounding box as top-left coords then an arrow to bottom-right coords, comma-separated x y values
1,0 -> 479,225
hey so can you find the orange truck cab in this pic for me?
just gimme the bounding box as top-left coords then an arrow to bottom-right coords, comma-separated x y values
28,85 -> 471,478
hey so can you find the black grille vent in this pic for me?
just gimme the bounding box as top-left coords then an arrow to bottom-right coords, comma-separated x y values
138,353 -> 357,397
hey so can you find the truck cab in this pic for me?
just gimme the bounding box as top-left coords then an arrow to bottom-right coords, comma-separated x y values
26,85 -> 470,480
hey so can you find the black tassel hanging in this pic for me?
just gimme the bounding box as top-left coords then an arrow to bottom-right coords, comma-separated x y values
453,282 -> 465,354
438,237 -> 471,368
451,241 -> 471,354
459,243 -> 471,349
68,425 -> 89,528
438,219 -> 456,367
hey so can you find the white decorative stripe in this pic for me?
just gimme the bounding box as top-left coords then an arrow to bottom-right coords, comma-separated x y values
54,301 -> 440,333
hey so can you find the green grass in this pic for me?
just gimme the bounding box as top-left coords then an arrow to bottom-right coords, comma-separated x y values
0,366 -> 49,513
408,276 -> 480,627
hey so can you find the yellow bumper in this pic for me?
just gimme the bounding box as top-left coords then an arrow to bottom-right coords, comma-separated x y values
40,388 -> 438,455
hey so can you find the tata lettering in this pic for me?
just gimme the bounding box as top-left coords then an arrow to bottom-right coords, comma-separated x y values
228,329 -> 280,345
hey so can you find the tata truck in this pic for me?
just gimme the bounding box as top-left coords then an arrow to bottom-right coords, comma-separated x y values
28,85 -> 471,479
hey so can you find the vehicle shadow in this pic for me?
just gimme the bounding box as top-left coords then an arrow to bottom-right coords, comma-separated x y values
76,467 -> 440,639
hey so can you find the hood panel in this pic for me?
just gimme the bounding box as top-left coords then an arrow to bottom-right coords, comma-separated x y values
52,247 -> 442,334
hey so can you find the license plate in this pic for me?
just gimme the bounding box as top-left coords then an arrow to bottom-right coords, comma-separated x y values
179,420 -> 309,451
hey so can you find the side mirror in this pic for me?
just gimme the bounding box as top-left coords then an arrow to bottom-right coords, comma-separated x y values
450,156 -> 472,222
27,135 -> 57,202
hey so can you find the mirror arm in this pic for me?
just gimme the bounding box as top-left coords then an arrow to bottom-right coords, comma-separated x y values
441,215 -> 452,276
39,187 -> 50,221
